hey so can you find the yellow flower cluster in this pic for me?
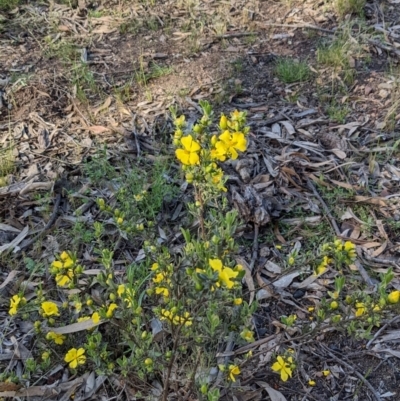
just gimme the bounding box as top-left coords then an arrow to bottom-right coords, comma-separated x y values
172,108 -> 249,192
334,239 -> 356,260
152,262 -> 171,298
9,294 -> 26,316
209,258 -> 241,289
50,251 -> 82,288
160,308 -> 193,327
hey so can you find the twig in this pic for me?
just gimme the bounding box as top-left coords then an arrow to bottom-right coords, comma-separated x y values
359,249 -> 400,270
366,316 -> 400,349
306,179 -> 341,236
131,114 -> 141,157
354,260 -> 376,288
216,31 -> 258,39
368,39 -> 400,57
260,22 -> 335,34
322,345 -> 382,401
20,193 -> 62,250
212,332 -> 236,389
249,223 -> 259,272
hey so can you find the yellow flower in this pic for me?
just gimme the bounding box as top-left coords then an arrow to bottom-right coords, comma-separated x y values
55,270 -> 74,287
9,295 -> 26,316
219,267 -> 238,289
117,284 -> 125,297
355,302 -> 366,317
175,135 -> 201,165
106,303 -> 118,318
288,256 -> 295,266
272,356 -> 293,382
46,331 -> 66,345
308,380 -> 316,386
209,259 -> 238,289
51,260 -> 63,269
41,301 -> 60,317
334,239 -> 343,251
322,370 -> 330,376
151,263 -> 159,271
153,272 -> 169,284
92,312 -> 100,324
160,309 -> 171,320
174,115 -> 185,127
228,365 -> 240,382
388,290 -> 400,304
64,348 -> 86,369
42,351 -> 50,361
63,257 -> 74,269
60,251 -> 69,261
344,241 -> 356,259
233,298 -> 243,305
240,328 -> 255,342
214,131 -> 247,160
74,302 -> 82,313
155,287 -> 169,297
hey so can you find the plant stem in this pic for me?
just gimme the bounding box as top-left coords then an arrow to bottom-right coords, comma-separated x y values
195,185 -> 206,241
162,324 -> 183,401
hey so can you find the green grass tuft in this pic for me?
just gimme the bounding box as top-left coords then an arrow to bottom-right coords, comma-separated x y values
275,58 -> 310,83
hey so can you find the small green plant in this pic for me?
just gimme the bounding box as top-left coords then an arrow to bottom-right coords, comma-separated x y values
0,143 -> 15,187
135,58 -> 173,85
119,20 -> 141,35
326,100 -> 350,123
317,40 -> 349,70
7,102 -> 255,400
275,58 -> 310,83
0,0 -> 20,10
231,58 -> 244,73
83,147 -> 117,184
335,0 -> 366,18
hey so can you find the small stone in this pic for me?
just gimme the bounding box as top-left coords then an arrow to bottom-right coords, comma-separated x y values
293,289 -> 305,299
364,85 -> 373,95
379,89 -> 389,99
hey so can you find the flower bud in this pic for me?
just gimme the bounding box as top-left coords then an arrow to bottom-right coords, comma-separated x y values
219,115 -> 227,130
185,173 -> 194,183
193,124 -> 202,133
330,301 -> 339,310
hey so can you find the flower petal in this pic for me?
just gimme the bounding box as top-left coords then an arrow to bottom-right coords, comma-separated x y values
209,259 -> 223,272
188,151 -> 199,165
176,149 -> 190,165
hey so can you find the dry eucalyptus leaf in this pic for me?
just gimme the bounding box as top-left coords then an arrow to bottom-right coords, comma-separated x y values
273,271 -> 300,288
